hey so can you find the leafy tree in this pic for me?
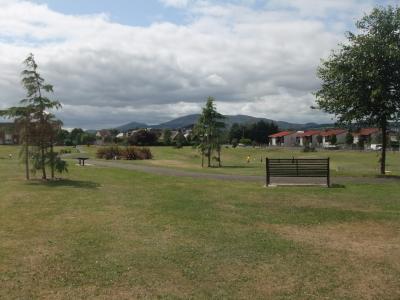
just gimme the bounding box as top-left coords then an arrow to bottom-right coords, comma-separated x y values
129,129 -> 158,146
162,129 -> 172,145
330,135 -> 337,145
345,132 -> 354,145
56,129 -> 70,145
70,128 -> 84,145
228,123 -> 243,142
194,97 -> 225,167
316,6 -> 400,174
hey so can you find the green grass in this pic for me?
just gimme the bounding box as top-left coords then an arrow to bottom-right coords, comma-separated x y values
0,145 -> 399,299
79,145 -> 400,177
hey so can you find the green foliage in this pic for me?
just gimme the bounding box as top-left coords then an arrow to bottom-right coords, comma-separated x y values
316,6 -> 400,174
194,97 -> 225,167
231,138 -> 239,148
302,145 -> 317,153
239,138 -> 252,145
330,135 -> 337,145
162,129 -> 172,146
229,121 -> 278,144
128,129 -> 158,146
345,132 -> 354,145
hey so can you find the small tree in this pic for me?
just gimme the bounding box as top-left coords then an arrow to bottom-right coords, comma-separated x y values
330,135 -> 337,145
345,132 -> 354,146
162,129 -> 172,146
316,6 -> 400,174
194,97 -> 225,167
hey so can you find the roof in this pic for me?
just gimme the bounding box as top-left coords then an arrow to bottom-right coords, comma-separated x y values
298,130 -> 321,137
353,128 -> 379,136
319,129 -> 347,137
268,131 -> 295,138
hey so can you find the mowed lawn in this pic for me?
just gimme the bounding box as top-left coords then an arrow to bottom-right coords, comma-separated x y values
0,146 -> 399,299
81,145 -> 400,177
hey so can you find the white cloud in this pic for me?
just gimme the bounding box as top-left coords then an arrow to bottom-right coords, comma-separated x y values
160,0 -> 189,8
0,0 -> 390,128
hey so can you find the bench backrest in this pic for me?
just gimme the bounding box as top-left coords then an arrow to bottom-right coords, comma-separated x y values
266,158 -> 330,186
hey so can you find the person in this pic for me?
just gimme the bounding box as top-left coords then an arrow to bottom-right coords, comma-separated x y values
247,155 -> 250,163
9,154 -> 12,159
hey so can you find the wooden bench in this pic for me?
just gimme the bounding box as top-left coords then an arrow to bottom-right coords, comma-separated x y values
266,158 -> 330,187
77,157 -> 89,166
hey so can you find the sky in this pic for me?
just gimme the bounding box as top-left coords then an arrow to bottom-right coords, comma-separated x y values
0,0 -> 396,129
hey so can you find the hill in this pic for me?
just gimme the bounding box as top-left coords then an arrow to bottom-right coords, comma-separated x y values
116,114 -> 333,131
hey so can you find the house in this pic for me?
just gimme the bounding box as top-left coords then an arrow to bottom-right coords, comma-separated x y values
320,129 -> 348,147
352,128 -> 380,145
298,130 -> 321,147
96,129 -> 112,145
268,131 -> 300,147
0,123 -> 19,145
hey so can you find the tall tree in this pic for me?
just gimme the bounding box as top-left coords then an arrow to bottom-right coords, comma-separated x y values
194,97 -> 225,167
316,6 -> 400,175
20,54 -> 62,179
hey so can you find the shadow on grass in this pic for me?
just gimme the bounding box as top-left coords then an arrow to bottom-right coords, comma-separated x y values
27,179 -> 100,189
218,165 -> 261,169
375,175 -> 400,180
330,184 -> 346,189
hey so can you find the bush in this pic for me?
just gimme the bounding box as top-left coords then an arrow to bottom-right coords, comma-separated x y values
302,145 -> 317,152
96,146 -> 152,160
239,138 -> 252,145
231,138 -> 239,148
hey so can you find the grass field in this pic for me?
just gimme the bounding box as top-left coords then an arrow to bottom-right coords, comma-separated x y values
0,145 -> 399,299
79,145 -> 400,177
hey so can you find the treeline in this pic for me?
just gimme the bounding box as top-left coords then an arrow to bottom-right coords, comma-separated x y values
228,121 -> 279,146
57,128 -> 98,146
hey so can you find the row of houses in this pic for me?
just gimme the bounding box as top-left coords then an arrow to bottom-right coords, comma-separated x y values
268,128 -> 398,148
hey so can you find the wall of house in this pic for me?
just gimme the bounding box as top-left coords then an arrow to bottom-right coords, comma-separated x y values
283,134 -> 299,147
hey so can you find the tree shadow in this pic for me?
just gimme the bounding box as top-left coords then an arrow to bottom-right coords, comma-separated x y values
375,175 -> 400,180
27,179 -> 101,189
330,184 -> 346,189
219,165 -> 260,169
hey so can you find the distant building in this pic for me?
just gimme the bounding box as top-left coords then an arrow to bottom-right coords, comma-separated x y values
0,123 -> 19,145
320,129 -> 348,146
268,131 -> 300,147
298,130 -> 321,147
352,128 -> 380,144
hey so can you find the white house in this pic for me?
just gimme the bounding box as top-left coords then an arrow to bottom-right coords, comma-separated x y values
268,131 -> 302,147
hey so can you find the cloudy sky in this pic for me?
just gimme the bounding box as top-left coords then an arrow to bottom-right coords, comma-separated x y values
0,0 -> 396,129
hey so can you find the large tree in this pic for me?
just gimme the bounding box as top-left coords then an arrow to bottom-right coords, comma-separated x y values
194,97 -> 225,167
316,6 -> 400,175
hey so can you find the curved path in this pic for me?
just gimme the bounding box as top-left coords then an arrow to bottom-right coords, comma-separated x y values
90,159 -> 400,185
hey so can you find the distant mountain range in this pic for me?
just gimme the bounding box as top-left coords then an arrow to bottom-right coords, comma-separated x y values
116,114 -> 333,132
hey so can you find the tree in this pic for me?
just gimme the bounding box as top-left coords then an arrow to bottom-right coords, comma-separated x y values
194,97 -> 225,167
162,129 -> 172,145
316,6 -> 400,175
129,129 -> 158,146
330,135 -> 337,145
345,132 -> 354,146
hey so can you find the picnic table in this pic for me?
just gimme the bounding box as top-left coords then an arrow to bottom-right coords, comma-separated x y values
77,157 -> 89,166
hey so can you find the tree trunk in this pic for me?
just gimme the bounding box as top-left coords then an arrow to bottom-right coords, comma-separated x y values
207,147 -> 211,167
41,143 -> 47,180
217,147 -> 221,167
50,142 -> 55,180
380,121 -> 387,175
25,137 -> 29,180
201,150 -> 204,168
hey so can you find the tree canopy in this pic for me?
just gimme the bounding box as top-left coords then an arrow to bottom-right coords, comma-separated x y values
316,6 -> 400,174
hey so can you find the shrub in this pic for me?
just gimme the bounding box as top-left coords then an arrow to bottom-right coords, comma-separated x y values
302,145 -> 317,152
231,138 -> 238,148
96,146 -> 152,160
239,138 -> 252,145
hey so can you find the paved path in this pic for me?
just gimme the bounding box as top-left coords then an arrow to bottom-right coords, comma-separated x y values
90,160 -> 400,185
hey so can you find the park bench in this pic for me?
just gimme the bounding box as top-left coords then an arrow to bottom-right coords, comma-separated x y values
77,157 -> 89,166
266,158 -> 330,187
